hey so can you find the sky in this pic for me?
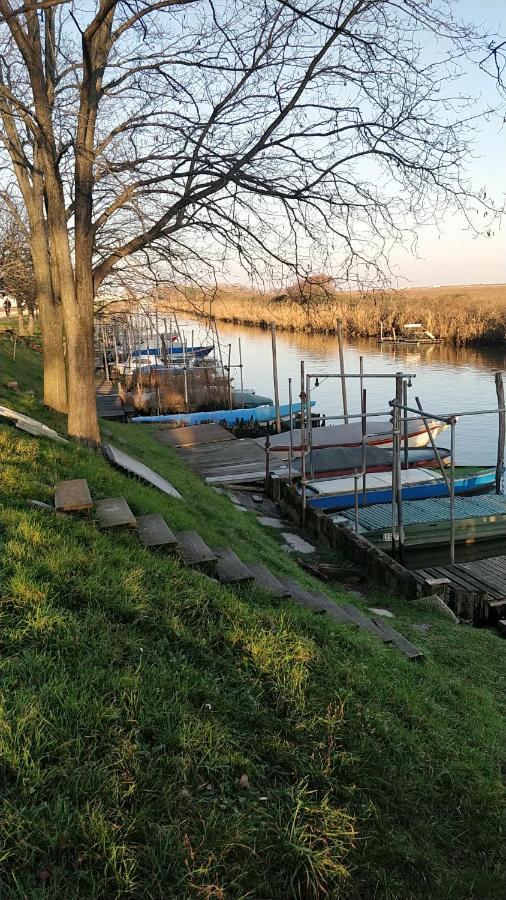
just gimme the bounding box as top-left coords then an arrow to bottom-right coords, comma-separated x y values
389,0 -> 506,287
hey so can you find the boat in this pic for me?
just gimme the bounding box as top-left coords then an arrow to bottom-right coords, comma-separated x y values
303,467 -> 495,511
131,345 -> 213,359
231,389 -> 273,408
292,445 -> 451,478
379,323 -> 442,345
132,400 -> 315,426
262,416 -> 449,452
336,493 -> 506,565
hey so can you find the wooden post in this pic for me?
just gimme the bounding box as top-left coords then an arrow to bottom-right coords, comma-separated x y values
337,323 -> 348,424
414,396 -> 450,489
495,372 -> 505,494
403,380 -> 409,469
271,323 -> 281,433
450,416 -> 456,564
361,387 -> 367,503
395,374 -> 404,562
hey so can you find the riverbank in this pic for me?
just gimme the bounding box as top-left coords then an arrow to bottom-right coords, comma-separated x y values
163,283 -> 506,345
1,331 -> 505,897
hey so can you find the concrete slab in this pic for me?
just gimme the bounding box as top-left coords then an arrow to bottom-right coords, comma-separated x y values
281,533 -> 316,554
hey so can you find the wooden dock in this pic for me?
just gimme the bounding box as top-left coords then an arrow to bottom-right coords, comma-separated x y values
156,426 -> 289,487
413,556 -> 506,622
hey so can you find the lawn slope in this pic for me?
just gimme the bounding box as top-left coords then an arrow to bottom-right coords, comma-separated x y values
0,329 -> 505,899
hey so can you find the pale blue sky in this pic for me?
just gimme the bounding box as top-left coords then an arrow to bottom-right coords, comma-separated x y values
391,0 -> 506,286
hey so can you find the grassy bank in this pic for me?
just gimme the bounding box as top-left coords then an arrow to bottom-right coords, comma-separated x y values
164,283 -> 506,345
0,331 -> 505,898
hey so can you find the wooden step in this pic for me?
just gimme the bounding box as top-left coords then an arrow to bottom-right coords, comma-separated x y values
136,514 -> 178,550
55,479 -> 93,513
213,547 -> 254,584
248,562 -> 291,597
371,618 -> 424,660
96,497 -> 137,529
339,604 -> 388,641
175,530 -> 217,569
278,577 -> 331,614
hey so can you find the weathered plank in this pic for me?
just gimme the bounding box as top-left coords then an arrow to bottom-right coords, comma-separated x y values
155,423 -> 236,447
213,547 -> 254,584
278,577 -> 329,613
136,514 -> 178,550
175,530 -> 217,568
248,562 -> 291,597
371,618 -> 425,660
0,404 -> 68,444
339,604 -> 389,640
96,497 -> 137,529
55,479 -> 93,513
102,443 -> 182,499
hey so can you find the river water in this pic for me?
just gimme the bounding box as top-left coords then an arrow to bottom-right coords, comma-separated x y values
179,317 -> 506,466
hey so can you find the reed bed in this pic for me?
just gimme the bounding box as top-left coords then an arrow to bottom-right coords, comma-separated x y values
119,366 -> 230,414
163,284 -> 506,346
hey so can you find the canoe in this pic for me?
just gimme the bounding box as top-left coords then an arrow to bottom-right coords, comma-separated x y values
303,467 -> 495,511
261,417 -> 449,452
292,445 -> 451,478
132,400 -> 315,426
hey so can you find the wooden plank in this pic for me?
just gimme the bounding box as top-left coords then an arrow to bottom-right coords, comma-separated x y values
96,497 -> 137,528
136,514 -> 178,549
339,604 -> 389,641
248,562 -> 292,597
55,479 -> 93,512
175,530 -> 217,568
371,618 -> 424,660
102,443 -> 182,499
155,423 -> 236,447
213,547 -> 254,584
278,577 -> 331,614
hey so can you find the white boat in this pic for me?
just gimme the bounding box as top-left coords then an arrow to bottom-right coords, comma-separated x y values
261,417 -> 449,452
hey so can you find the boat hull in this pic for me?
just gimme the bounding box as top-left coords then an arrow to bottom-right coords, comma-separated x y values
133,400 -> 314,426
263,418 -> 449,452
305,469 -> 495,511
293,445 -> 451,479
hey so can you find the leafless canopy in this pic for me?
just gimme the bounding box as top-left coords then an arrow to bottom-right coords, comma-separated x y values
0,0 -> 503,438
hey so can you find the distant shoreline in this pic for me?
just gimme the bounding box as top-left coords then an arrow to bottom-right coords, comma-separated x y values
163,283 -> 506,346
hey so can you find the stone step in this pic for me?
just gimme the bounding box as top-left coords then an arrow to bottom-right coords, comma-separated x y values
55,479 -> 93,513
247,562 -> 291,597
136,514 -> 178,550
213,547 -> 254,584
175,530 -> 217,569
96,497 -> 137,529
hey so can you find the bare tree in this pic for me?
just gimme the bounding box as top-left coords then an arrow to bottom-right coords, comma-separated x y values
0,0 -> 502,441
0,206 -> 36,334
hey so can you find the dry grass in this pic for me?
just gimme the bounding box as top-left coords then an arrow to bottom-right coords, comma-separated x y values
162,283 -> 506,345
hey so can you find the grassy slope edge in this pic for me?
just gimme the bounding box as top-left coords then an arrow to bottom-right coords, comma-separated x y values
0,330 -> 505,899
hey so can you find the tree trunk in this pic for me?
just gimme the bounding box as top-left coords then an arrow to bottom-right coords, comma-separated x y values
30,207 -> 68,413
17,304 -> 25,335
27,308 -> 35,334
64,285 -> 99,444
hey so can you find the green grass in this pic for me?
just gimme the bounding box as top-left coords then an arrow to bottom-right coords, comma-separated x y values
0,330 -> 505,899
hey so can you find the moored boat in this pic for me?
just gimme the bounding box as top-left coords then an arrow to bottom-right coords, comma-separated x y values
132,400 -> 315,426
292,445 -> 451,478
262,416 -> 449,452
303,467 -> 495,511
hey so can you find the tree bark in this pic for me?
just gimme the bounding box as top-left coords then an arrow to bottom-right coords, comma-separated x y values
17,304 -> 25,335
29,192 -> 68,413
27,308 -> 35,333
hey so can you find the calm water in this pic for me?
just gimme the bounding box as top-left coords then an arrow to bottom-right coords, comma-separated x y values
180,318 -> 506,465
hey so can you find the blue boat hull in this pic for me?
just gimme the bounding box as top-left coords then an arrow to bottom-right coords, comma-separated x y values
306,470 -> 496,511
133,400 -> 314,426
131,346 -> 213,359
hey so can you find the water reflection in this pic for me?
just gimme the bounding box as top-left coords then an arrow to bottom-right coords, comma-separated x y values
181,318 -> 506,465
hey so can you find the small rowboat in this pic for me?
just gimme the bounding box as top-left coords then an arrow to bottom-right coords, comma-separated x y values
262,417 -> 449,452
131,345 -> 213,359
303,467 -> 495,511
292,445 -> 451,478
132,400 -> 315,427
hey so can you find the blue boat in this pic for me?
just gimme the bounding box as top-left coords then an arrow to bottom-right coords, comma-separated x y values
304,468 -> 495,511
131,345 -> 213,359
132,400 -> 314,426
